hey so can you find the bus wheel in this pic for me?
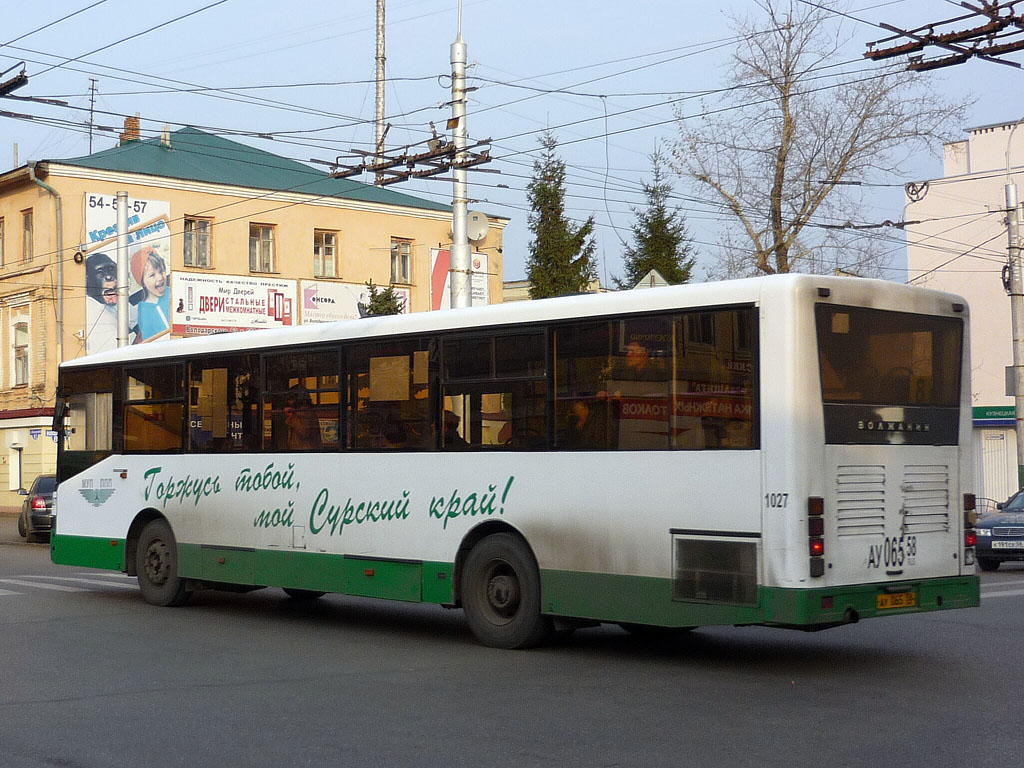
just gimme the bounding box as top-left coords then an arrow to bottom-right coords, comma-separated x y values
461,533 -> 552,649
136,519 -> 191,607
977,557 -> 1000,572
283,588 -> 326,600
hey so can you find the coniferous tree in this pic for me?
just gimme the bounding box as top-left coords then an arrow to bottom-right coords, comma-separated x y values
616,149 -> 696,288
362,280 -> 405,316
526,131 -> 597,299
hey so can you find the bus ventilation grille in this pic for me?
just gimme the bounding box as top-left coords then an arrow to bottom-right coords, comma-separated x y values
901,464 -> 949,533
835,465 -> 886,537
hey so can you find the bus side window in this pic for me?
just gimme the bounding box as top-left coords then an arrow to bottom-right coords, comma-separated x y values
189,356 -> 260,453
263,350 -> 340,451
442,333 -> 545,450
66,392 -> 112,452
347,340 -> 435,450
124,365 -> 184,452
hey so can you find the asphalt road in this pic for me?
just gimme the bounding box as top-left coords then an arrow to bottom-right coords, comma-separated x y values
1,515 -> 1021,768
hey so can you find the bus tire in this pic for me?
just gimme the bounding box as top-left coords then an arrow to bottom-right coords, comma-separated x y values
283,588 -> 326,600
461,533 -> 552,649
977,557 -> 1000,572
136,519 -> 191,607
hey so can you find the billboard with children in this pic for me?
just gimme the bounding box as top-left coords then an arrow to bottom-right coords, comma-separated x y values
83,193 -> 172,354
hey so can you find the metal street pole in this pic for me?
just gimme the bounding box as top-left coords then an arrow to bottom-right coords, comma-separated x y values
449,1 -> 471,309
374,0 -> 386,187
1006,181 -> 1024,487
116,191 -> 130,347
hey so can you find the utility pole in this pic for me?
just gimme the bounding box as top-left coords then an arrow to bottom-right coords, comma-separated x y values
449,0 -> 471,309
1007,179 -> 1024,487
116,191 -> 129,347
374,0 -> 386,186
88,78 -> 98,153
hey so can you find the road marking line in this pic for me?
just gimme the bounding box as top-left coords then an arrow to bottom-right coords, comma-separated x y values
75,572 -> 134,580
41,577 -> 136,590
0,579 -> 85,592
980,588 -> 1024,599
0,588 -> 19,596
981,578 -> 1024,589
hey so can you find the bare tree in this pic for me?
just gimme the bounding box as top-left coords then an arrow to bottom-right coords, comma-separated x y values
673,0 -> 968,278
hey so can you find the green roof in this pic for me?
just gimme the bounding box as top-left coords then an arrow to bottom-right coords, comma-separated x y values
57,127 -> 450,213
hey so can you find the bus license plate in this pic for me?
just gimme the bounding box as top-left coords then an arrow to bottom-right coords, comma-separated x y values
877,592 -> 916,610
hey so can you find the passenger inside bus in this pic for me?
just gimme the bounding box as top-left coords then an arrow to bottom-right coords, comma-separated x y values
283,388 -> 322,450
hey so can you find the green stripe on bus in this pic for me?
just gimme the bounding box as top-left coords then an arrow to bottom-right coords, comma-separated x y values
135,539 -> 455,605
51,534 -> 126,572
52,532 -> 977,627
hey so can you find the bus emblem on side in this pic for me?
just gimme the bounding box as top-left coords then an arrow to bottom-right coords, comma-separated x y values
79,478 -> 115,508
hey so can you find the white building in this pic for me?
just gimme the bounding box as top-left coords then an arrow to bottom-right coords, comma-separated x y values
906,121 -> 1024,503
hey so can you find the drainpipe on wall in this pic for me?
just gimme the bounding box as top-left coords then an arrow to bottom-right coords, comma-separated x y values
26,162 -> 63,367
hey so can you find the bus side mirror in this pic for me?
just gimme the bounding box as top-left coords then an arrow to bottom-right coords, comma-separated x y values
52,400 -> 68,434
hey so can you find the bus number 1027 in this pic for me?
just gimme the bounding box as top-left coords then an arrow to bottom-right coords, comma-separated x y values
765,493 -> 789,508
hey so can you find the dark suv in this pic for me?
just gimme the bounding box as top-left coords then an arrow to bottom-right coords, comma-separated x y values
18,474 -> 56,543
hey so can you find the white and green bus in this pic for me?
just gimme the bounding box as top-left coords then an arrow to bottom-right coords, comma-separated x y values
51,274 -> 980,648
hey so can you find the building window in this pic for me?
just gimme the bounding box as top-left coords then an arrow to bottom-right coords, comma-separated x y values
390,238 -> 411,284
184,217 -> 212,267
0,218 -> 5,267
249,224 -> 275,272
12,318 -> 29,387
22,210 -> 33,262
314,230 -> 338,278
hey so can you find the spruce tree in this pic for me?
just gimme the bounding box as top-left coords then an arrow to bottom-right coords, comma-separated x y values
526,131 -> 597,299
617,149 -> 696,288
362,280 -> 405,316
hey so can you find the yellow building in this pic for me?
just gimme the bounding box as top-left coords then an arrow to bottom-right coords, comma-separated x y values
0,122 -> 506,504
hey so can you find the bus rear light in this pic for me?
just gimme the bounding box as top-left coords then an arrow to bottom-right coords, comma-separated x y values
809,558 -> 825,577
808,496 -> 824,516
810,538 -> 824,557
963,493 -> 976,512
965,530 -> 977,548
821,596 -> 834,610
808,517 -> 824,537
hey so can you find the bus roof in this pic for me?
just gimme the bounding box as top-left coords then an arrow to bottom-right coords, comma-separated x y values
62,274 -> 966,370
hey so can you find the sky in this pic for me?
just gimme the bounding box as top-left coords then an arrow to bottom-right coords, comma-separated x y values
3,0 -> 1023,285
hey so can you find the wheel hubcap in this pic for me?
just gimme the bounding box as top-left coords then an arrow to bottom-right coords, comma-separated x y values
144,539 -> 171,586
483,561 -> 521,622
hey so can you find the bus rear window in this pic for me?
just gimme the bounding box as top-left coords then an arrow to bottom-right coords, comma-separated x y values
816,305 -> 962,407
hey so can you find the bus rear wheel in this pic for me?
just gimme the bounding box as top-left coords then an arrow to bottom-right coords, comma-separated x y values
136,519 -> 191,607
461,533 -> 552,649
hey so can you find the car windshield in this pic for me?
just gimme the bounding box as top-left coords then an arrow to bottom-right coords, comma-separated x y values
34,476 -> 56,494
1004,492 -> 1024,512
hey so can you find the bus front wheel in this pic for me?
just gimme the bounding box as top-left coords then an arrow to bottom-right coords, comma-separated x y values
136,519 -> 191,607
461,533 -> 552,649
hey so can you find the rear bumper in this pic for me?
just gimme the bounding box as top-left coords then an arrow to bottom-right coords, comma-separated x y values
976,540 -> 1024,561
762,575 -> 980,628
28,511 -> 54,534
